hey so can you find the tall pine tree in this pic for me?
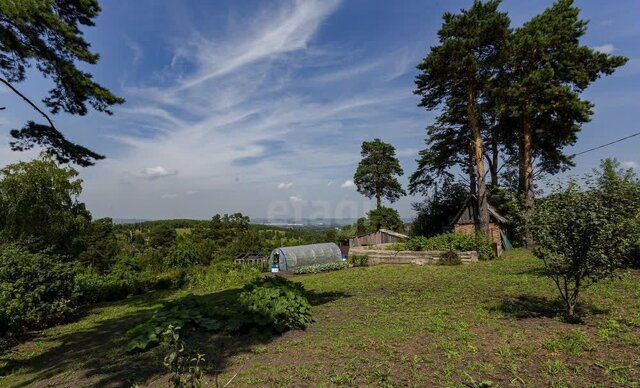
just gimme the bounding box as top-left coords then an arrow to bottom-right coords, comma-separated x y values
354,138 -> 405,210
498,0 -> 627,243
414,0 -> 510,237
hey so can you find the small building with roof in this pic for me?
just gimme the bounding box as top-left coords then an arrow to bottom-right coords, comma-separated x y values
348,228 -> 409,248
451,195 -> 509,256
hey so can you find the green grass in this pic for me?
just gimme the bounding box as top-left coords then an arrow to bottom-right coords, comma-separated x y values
1,249 -> 639,386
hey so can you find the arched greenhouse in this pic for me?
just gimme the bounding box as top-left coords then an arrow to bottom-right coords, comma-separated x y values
269,242 -> 342,272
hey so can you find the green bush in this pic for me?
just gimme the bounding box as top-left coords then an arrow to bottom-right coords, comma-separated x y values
126,294 -> 225,353
233,276 -> 313,333
75,272 -> 130,304
384,242 -> 407,251
407,232 -> 494,260
347,254 -> 369,267
75,269 -> 187,304
0,245 -> 77,343
164,243 -> 201,269
294,261 -> 348,274
126,276 -> 313,353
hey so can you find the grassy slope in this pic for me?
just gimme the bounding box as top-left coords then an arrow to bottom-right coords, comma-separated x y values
1,249 -> 639,387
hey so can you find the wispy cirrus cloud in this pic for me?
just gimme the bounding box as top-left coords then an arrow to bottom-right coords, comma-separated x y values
76,0 -> 428,219
173,0 -> 341,91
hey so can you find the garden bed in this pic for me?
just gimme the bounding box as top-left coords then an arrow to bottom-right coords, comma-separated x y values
349,244 -> 478,265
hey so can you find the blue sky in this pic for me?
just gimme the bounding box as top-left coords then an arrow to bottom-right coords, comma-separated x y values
0,0 -> 639,220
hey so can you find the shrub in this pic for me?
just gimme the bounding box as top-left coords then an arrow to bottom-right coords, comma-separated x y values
384,243 -> 407,251
406,232 -> 494,260
233,276 -> 313,333
126,294 -> 225,353
75,272 -> 130,304
75,268 -> 188,304
126,276 -> 313,353
164,243 -> 201,269
531,180 -> 638,318
294,261 -> 348,274
347,254 -> 369,267
0,244 -> 77,343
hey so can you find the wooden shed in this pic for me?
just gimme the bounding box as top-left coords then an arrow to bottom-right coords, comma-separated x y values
349,228 -> 409,248
451,195 -> 508,256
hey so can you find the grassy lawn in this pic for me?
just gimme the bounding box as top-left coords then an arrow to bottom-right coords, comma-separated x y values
1,249 -> 639,387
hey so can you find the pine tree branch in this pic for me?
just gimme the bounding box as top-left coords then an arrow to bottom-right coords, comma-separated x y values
0,77 -> 57,130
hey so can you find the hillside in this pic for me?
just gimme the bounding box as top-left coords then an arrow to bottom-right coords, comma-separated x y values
1,249 -> 639,387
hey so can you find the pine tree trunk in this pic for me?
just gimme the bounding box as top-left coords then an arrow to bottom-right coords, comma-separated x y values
375,193 -> 381,210
490,128 -> 499,187
468,142 -> 477,196
467,83 -> 490,238
519,118 -> 535,246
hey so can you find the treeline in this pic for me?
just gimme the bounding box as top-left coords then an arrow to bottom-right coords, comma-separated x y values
0,157 -> 334,350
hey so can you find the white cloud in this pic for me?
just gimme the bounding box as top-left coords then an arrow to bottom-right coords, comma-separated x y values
289,195 -> 304,203
161,193 -> 178,199
124,36 -> 143,65
341,179 -> 355,188
174,0 -> 341,91
621,161 -> 639,170
186,190 -> 198,195
69,0 -> 426,219
593,44 -> 615,54
140,166 -> 178,180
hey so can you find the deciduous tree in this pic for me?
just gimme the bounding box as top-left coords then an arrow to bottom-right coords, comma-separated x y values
0,155 -> 90,254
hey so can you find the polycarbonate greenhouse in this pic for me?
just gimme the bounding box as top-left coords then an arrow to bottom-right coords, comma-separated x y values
269,242 -> 342,272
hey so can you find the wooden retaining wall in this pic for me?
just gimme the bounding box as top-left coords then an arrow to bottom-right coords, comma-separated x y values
349,244 -> 478,265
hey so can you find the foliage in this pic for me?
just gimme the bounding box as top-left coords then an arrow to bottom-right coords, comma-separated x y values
367,206 -> 404,232
407,232 -> 494,260
162,325 -> 206,388
0,156 -> 91,254
149,224 -> 178,250
77,218 -> 119,273
234,276 -> 313,333
413,0 -> 510,236
347,254 -> 369,267
353,138 -> 405,208
0,0 -> 124,165
188,262 -> 262,291
74,269 -> 187,304
530,178 -> 639,317
412,178 -> 468,237
127,276 -> 313,353
593,158 -> 640,268
0,244 -> 77,343
165,241 -> 201,269
126,295 -> 225,353
294,261 -> 348,274
497,0 -> 627,222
